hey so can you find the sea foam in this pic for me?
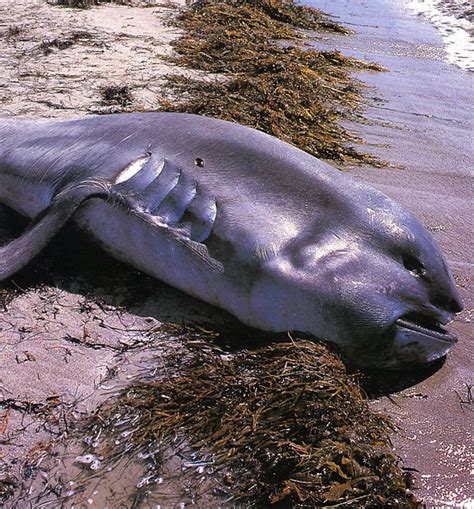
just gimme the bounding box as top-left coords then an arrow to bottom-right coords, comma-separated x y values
403,0 -> 474,70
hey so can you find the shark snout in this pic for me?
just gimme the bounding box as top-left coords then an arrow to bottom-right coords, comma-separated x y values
432,292 -> 463,315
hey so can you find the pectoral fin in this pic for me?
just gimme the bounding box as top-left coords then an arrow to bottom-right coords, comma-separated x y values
0,180 -> 110,281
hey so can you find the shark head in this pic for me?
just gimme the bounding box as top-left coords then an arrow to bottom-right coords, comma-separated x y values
249,179 -> 463,370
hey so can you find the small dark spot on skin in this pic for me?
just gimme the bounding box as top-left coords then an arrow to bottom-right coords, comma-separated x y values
194,158 -> 204,168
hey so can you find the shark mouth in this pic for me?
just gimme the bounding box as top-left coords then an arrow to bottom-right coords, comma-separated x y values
395,312 -> 458,344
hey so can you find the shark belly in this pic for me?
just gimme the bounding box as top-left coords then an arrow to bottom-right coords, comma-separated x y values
75,199 -> 251,320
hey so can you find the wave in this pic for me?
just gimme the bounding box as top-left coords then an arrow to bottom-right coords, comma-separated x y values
403,0 -> 474,70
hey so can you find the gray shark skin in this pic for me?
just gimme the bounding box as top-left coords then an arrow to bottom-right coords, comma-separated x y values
0,113 -> 463,368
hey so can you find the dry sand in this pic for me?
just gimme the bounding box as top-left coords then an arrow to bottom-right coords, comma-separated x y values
0,1 -> 227,506
0,0 -> 472,507
0,0 -> 187,118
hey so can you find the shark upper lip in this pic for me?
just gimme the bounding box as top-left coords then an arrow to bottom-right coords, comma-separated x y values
395,311 -> 458,344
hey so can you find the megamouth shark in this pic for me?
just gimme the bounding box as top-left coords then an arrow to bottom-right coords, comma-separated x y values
0,113 -> 463,368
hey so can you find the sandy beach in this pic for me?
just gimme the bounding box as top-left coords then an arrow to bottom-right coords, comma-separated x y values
0,0 -> 191,118
309,0 -> 473,506
0,0 -> 472,507
0,2 -> 221,506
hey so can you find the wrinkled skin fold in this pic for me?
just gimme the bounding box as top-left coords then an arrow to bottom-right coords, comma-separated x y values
0,113 -> 463,369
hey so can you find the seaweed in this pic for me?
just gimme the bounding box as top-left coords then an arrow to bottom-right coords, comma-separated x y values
0,476 -> 16,506
164,0 -> 383,164
49,0 -> 104,7
38,31 -> 95,54
49,0 -> 134,8
100,84 -> 134,107
85,338 -> 420,507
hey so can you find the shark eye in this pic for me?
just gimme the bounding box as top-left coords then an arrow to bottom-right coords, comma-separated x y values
402,254 -> 426,277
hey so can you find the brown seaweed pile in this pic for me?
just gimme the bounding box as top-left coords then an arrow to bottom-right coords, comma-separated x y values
165,0 -> 383,164
86,339 -> 420,507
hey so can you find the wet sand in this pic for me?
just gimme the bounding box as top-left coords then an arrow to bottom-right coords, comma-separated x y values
308,0 -> 473,506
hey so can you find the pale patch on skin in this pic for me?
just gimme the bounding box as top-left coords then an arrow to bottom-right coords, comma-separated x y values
114,154 -> 151,184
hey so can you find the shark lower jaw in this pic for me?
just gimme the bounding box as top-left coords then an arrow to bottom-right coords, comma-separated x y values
367,312 -> 459,370
340,311 -> 459,370
394,311 -> 458,345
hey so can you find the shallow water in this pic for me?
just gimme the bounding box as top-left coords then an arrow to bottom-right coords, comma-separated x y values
403,0 -> 474,70
428,0 -> 474,21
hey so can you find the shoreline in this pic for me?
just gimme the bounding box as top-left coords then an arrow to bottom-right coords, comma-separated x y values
402,0 -> 474,71
307,0 -> 473,506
